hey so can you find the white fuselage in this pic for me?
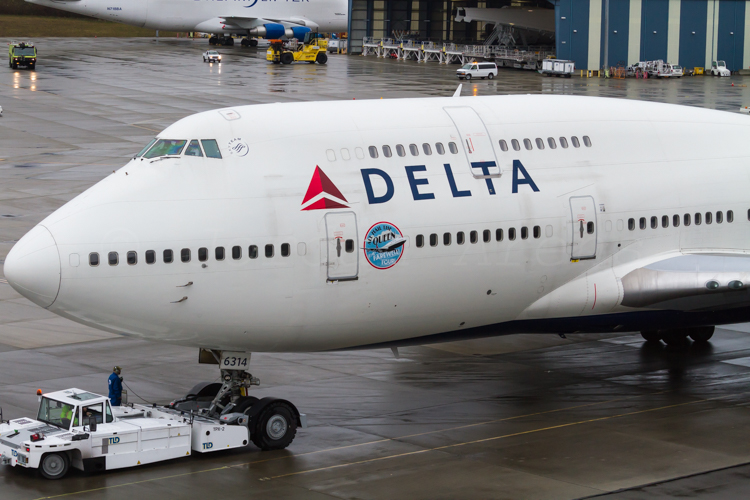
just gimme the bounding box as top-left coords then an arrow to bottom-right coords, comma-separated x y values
6,96 -> 750,352
24,0 -> 348,33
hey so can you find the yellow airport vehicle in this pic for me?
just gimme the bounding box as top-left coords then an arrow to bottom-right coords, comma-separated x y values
266,33 -> 328,65
8,41 -> 37,70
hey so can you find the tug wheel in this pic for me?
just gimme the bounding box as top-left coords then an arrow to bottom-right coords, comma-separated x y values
40,452 -> 69,480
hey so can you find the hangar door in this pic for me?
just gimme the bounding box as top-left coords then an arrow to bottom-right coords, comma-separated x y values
569,196 -> 597,260
444,107 -> 501,178
324,212 -> 358,281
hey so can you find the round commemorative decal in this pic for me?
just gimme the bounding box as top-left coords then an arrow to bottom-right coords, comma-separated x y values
227,138 -> 249,157
364,222 -> 406,270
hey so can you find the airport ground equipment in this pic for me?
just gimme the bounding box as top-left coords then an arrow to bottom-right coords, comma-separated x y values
203,50 -> 222,63
456,61 -> 497,80
539,59 -> 574,77
0,354 -> 304,479
8,41 -> 37,70
266,34 -> 327,65
710,60 -> 731,77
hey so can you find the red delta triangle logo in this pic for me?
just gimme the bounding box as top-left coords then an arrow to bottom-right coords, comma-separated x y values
300,166 -> 349,211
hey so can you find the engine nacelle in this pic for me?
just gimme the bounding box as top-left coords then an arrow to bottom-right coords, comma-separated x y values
247,23 -> 293,39
291,26 -> 312,40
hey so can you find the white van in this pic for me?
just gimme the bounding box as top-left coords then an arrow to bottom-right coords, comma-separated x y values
456,61 -> 497,80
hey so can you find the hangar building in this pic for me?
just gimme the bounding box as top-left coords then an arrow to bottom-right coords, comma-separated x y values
348,0 -> 750,71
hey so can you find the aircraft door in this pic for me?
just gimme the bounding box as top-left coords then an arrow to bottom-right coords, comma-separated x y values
443,107 -> 501,178
569,196 -> 597,260
325,211 -> 359,281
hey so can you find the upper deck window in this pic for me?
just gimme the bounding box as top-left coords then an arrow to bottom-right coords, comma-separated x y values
143,139 -> 187,159
201,140 -> 222,158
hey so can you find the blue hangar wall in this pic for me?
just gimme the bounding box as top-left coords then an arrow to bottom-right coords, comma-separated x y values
553,0 -> 750,70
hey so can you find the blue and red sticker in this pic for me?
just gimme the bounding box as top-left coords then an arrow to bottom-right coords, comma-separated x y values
364,222 -> 407,270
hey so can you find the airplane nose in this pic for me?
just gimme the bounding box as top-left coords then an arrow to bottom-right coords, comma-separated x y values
4,225 -> 61,308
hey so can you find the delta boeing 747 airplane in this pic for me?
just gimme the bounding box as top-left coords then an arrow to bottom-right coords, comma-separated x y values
5,94 -> 750,448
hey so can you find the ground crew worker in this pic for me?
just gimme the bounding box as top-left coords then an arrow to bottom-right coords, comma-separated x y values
108,366 -> 123,406
61,404 -> 78,427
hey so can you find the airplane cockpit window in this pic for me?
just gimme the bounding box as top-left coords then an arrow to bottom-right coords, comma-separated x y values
185,140 -> 204,157
201,140 -> 222,159
136,139 -> 157,157
143,139 -> 187,159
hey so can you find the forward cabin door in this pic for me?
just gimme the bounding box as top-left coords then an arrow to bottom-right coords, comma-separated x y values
443,107 -> 501,180
325,211 -> 359,281
569,196 -> 597,260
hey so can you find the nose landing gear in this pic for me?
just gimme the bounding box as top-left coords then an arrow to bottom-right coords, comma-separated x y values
168,349 -> 304,451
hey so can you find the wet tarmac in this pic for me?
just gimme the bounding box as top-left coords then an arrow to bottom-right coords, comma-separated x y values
2,37 -> 750,500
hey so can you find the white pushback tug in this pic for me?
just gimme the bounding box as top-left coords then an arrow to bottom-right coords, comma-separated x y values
0,352 -> 305,479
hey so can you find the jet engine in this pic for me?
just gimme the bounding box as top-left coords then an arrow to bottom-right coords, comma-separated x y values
247,24 -> 311,40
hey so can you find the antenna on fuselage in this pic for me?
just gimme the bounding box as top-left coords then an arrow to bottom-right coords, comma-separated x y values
452,84 -> 462,98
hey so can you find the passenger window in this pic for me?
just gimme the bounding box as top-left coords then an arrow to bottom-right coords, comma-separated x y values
443,232 -> 451,245
127,251 -> 137,265
248,245 -> 258,259
341,148 -> 351,160
706,212 -> 712,224
684,214 -> 691,226
409,144 -> 419,156
185,140 -> 203,157
382,145 -> 392,158
163,249 -> 173,264
511,139 -> 521,151
605,220 -> 612,231
436,142 -> 445,155
215,247 -> 225,260
546,225 -> 553,237
430,234 -> 438,247
650,216 -> 657,229
326,149 -> 336,162
672,215 -> 680,227
717,211 -> 723,223
457,231 -> 465,245
449,142 -> 458,154
571,136 -> 580,148
583,136 -> 592,147
470,231 -> 478,244
661,216 -> 668,228
198,247 -> 208,262
587,222 -> 594,234
508,228 -> 516,240
521,227 -> 528,239
695,212 -> 702,225
533,226 -> 541,238
547,137 -> 557,149
265,244 -> 274,258
368,146 -> 378,158
201,140 -> 222,159
232,246 -> 242,260
628,218 -> 635,231
423,143 -> 432,155
535,138 -> 544,150
483,229 -> 491,242
355,147 -> 365,159
499,140 -> 508,152
145,250 -> 155,264
89,252 -> 99,266
344,240 -> 353,253
640,217 -> 646,230
416,234 -> 424,248
496,228 -> 503,241
559,137 -> 569,148
181,248 -> 190,263
396,144 -> 406,157
728,210 -> 734,223
616,219 -> 623,231
281,243 -> 291,257
523,138 -> 533,150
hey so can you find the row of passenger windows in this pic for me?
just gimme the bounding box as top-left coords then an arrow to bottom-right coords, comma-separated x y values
415,225 -> 553,248
89,244 -> 292,267
626,210 -> 733,231
369,142 -> 458,159
498,135 -> 591,152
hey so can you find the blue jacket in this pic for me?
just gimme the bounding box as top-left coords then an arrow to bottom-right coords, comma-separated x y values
108,372 -> 122,401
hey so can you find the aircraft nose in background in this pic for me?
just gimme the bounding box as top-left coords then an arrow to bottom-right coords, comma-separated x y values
4,225 -> 61,308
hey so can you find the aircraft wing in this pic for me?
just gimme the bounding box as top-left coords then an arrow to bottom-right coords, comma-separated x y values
620,254 -> 750,310
219,16 -> 318,29
454,7 -> 555,33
